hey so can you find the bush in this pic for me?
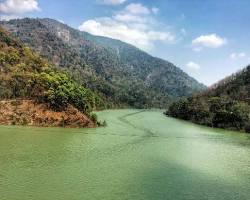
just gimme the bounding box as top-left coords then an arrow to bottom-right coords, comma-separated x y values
167,95 -> 250,132
245,123 -> 250,133
90,113 -> 98,123
97,120 -> 107,127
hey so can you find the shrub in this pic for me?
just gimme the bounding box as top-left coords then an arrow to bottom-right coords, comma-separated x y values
90,113 -> 98,123
245,122 -> 250,133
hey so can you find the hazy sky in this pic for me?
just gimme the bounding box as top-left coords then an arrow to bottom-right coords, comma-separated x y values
1,0 -> 250,85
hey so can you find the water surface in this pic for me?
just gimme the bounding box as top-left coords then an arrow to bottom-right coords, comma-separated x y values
0,110 -> 250,200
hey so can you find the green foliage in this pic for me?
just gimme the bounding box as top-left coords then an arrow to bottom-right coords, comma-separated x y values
40,71 -> 97,113
0,18 -> 205,108
245,123 -> 250,133
90,113 -> 98,123
0,27 -> 103,117
90,113 -> 108,127
167,66 -> 250,132
97,120 -> 107,127
168,96 -> 250,131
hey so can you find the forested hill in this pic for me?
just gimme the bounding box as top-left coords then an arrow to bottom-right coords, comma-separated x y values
202,67 -> 250,102
0,18 -> 205,108
0,27 -> 103,127
167,66 -> 250,132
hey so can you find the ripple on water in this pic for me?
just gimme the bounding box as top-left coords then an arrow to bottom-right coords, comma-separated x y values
0,109 -> 250,200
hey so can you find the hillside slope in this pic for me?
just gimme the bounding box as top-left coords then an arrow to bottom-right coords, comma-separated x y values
0,27 -> 102,127
167,66 -> 250,132
0,18 -> 205,108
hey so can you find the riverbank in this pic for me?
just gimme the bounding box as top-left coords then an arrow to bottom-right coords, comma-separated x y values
0,100 -> 96,128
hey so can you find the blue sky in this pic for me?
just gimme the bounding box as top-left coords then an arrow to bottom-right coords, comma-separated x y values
1,0 -> 250,85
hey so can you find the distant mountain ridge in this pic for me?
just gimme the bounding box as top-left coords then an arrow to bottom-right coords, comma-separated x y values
0,18 -> 206,108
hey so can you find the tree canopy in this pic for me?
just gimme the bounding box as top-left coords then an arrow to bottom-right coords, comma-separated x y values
167,66 -> 250,133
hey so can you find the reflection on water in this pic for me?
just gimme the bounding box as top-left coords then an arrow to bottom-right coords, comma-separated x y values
0,110 -> 250,200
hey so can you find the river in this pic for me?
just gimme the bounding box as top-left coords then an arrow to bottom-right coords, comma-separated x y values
0,110 -> 250,200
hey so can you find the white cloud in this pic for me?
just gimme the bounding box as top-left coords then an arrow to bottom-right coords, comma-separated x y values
152,7 -> 159,14
230,52 -> 246,60
192,47 -> 202,52
79,3 -> 175,51
0,0 -> 40,20
79,18 -> 174,51
125,3 -> 150,15
192,34 -> 227,50
114,13 -> 145,23
0,0 -> 40,14
186,62 -> 201,70
97,0 -> 126,5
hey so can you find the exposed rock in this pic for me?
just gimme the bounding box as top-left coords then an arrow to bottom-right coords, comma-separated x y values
0,100 -> 96,128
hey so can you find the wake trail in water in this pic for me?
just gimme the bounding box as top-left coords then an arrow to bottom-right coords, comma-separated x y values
116,110 -> 234,142
118,110 -> 156,137
2,110 -> 236,142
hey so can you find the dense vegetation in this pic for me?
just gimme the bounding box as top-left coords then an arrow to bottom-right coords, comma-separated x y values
0,27 -> 103,116
167,66 -> 250,132
0,18 -> 205,108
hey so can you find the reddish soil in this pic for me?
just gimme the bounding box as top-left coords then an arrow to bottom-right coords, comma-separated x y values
0,100 -> 96,128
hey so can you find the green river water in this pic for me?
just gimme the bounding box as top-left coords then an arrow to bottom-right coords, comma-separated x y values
0,109 -> 250,200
